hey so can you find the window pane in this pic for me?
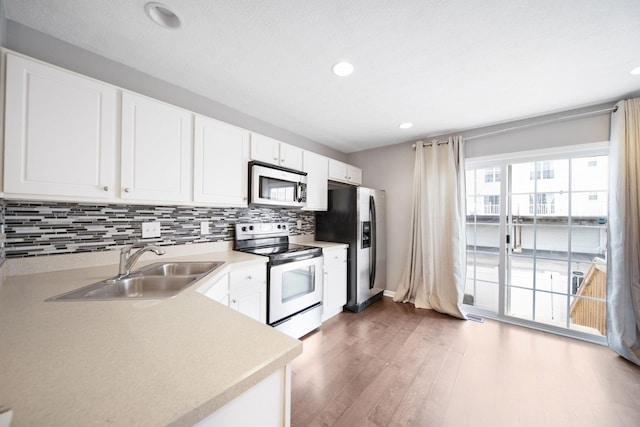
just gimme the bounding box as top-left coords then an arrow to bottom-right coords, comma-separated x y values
507,286 -> 533,320
535,291 -> 568,326
571,227 -> 607,259
535,259 -> 569,292
511,162 -> 535,193
509,194 -> 531,219
471,224 -> 500,250
536,225 -> 569,258
508,255 -> 534,288
572,156 -> 608,192
466,195 -> 480,216
510,224 -> 534,255
570,296 -> 606,336
537,159 -> 568,192
466,170 -> 476,195
571,192 -> 608,217
475,281 -> 499,312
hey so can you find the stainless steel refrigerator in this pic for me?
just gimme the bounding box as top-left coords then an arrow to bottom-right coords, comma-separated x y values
315,187 -> 386,312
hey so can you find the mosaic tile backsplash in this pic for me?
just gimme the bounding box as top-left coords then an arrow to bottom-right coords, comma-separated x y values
2,200 -> 315,260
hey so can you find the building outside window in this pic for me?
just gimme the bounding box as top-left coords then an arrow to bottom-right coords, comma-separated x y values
529,193 -> 555,215
530,161 -> 555,180
484,167 -> 501,183
483,195 -> 500,214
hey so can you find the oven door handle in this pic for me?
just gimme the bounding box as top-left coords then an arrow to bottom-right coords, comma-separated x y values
271,254 -> 320,266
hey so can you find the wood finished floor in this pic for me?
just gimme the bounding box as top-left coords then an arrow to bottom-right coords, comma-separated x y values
290,297 -> 640,427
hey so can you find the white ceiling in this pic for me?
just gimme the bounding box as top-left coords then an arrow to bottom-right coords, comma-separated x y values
4,0 -> 640,153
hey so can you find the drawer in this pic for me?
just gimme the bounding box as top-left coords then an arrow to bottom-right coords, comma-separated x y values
323,247 -> 347,263
229,264 -> 266,290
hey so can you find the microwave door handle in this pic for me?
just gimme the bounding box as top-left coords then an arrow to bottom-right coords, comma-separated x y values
297,182 -> 303,202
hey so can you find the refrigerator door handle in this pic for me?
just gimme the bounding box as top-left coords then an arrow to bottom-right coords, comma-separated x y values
369,195 -> 377,289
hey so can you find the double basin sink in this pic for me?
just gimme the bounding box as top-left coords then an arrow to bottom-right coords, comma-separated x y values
47,261 -> 224,301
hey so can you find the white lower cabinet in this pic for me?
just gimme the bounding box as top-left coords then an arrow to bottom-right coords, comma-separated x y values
229,264 -> 267,323
199,264 -> 267,324
322,247 -> 348,322
195,365 -> 291,427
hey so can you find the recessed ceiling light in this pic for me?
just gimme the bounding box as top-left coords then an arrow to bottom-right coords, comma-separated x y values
399,122 -> 413,129
145,2 -> 181,29
631,65 -> 640,75
332,61 -> 354,77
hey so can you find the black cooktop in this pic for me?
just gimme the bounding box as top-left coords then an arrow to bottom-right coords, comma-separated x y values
235,242 -> 322,263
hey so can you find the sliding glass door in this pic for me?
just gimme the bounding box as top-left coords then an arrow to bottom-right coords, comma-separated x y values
465,149 -> 608,342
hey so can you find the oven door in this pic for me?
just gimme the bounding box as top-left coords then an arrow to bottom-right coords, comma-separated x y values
250,163 -> 307,208
269,255 -> 323,325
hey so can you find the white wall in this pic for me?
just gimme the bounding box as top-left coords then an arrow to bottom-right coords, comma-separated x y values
3,20 -> 347,161
0,0 -> 6,46
347,105 -> 613,293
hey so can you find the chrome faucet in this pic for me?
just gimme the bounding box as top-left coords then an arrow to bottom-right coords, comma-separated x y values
118,243 -> 165,276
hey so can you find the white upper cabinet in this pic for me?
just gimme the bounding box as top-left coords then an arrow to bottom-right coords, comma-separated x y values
250,133 -> 303,171
302,151 -> 328,211
278,142 -> 303,171
121,92 -> 193,202
328,159 -> 362,186
3,53 -> 117,199
193,115 -> 250,206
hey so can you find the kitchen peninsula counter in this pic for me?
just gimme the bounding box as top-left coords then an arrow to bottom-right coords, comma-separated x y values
0,249 -> 302,426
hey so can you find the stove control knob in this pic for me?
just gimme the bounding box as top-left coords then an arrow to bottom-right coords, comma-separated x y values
277,224 -> 282,229
249,225 -> 254,231
282,224 -> 287,229
241,226 -> 247,232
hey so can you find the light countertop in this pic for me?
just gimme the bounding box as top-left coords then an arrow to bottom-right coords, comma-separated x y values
0,249 -> 302,426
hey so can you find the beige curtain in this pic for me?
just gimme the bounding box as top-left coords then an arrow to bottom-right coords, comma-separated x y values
393,136 -> 467,319
607,97 -> 640,366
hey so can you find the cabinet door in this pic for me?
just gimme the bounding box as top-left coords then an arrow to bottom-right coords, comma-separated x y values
194,115 -> 249,206
347,165 -> 362,185
121,92 -> 192,202
323,248 -> 348,321
328,159 -> 348,183
201,274 -> 230,306
230,282 -> 267,323
4,54 -> 117,199
229,264 -> 267,323
279,142 -> 303,171
250,133 -> 280,166
302,151 -> 328,211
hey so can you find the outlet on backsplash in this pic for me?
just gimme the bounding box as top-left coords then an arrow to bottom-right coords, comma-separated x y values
141,221 -> 161,238
200,221 -> 210,235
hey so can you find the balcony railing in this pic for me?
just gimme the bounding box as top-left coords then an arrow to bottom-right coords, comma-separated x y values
569,258 -> 606,335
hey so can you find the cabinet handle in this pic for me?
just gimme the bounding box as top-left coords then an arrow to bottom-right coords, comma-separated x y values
103,186 -> 110,191
247,275 -> 253,280
231,299 -> 237,304
124,188 -> 131,193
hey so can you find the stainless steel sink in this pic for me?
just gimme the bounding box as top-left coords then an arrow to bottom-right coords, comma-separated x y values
47,261 -> 224,301
137,262 -> 218,277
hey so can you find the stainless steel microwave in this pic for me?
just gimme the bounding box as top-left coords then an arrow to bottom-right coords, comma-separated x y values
249,162 -> 307,208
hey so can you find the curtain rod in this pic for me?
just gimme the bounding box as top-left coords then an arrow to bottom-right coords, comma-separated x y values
412,106 -> 617,148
